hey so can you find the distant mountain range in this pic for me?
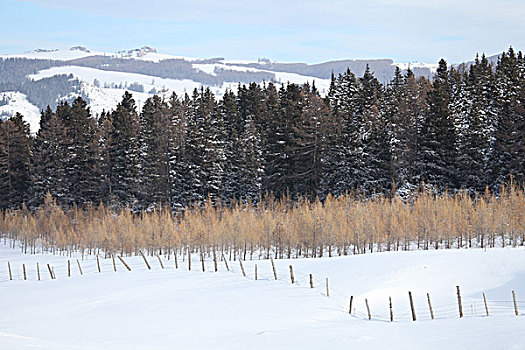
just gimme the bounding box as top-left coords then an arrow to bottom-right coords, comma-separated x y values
0,45 -> 470,132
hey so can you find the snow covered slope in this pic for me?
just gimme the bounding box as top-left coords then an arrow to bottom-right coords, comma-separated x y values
0,92 -> 41,133
1,244 -> 524,349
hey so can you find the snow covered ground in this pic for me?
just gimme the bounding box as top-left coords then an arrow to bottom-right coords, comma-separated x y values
1,243 -> 524,349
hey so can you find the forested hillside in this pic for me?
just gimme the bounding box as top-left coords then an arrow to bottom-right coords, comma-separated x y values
0,48 -> 523,211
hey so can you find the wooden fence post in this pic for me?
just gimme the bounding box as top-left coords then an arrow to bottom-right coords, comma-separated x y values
174,253 -> 178,269
289,265 -> 295,284
140,251 -> 151,270
512,290 -> 519,316
483,292 -> 489,316
76,259 -> 83,275
222,253 -> 229,271
37,262 -> 40,281
427,293 -> 434,320
270,258 -> 278,280
68,260 -> 71,276
23,264 -> 26,280
200,251 -> 205,272
365,298 -> 371,320
409,291 -> 417,321
309,274 -> 314,288
8,262 -> 12,280
117,256 -> 132,271
349,296 -> 354,314
96,255 -> 101,273
239,259 -> 246,277
47,264 -> 55,279
213,248 -> 218,272
389,296 -> 394,322
188,248 -> 191,271
326,278 -> 330,297
456,286 -> 463,318
255,264 -> 258,280
157,255 -> 165,269
112,256 -> 117,272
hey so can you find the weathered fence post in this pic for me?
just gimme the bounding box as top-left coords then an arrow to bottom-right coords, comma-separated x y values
8,262 -> 12,280
76,259 -> 83,275
68,260 -> 71,276
255,264 -> 258,280
157,255 -> 165,269
96,255 -> 101,273
117,256 -> 132,271
23,264 -> 26,280
389,296 -> 393,322
289,265 -> 295,284
47,264 -> 55,279
427,293 -> 434,320
483,292 -> 489,316
365,298 -> 371,320
456,286 -> 463,318
409,291 -> 417,321
309,274 -> 314,288
270,258 -> 278,280
349,295 -> 354,314
213,248 -> 218,272
37,262 -> 40,281
112,256 -> 117,272
512,290 -> 519,316
140,251 -> 151,270
222,253 -> 229,271
188,248 -> 191,271
174,253 -> 178,269
326,278 -> 330,297
239,259 -> 246,277
200,250 -> 205,272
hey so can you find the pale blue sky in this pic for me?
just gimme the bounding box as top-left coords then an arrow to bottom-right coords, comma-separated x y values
1,0 -> 524,63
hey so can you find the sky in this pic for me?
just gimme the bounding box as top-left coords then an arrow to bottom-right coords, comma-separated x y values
1,0 -> 524,64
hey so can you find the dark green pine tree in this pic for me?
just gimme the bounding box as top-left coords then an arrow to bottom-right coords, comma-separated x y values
455,56 -> 494,193
109,92 -> 141,207
220,89 -> 244,202
490,48 -> 525,187
64,97 -> 100,204
185,88 -> 224,203
0,113 -> 32,208
96,110 -> 113,205
321,68 -> 361,196
30,106 -> 70,207
167,92 -> 190,210
139,95 -> 172,209
358,65 -> 392,194
415,59 -> 457,191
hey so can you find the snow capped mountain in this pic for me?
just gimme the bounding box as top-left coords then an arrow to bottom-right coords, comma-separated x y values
0,45 -> 438,130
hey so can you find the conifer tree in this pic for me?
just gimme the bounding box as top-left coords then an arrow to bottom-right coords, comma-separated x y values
0,113 -> 31,208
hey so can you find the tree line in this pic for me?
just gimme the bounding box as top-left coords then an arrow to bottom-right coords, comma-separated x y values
0,48 -> 524,211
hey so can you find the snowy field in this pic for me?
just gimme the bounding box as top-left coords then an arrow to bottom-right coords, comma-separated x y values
1,243 -> 524,349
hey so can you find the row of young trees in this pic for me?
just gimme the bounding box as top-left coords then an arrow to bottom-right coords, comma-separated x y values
0,48 -> 524,211
2,186 -> 524,257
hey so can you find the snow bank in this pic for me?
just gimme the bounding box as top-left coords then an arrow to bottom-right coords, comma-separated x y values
1,244 -> 524,349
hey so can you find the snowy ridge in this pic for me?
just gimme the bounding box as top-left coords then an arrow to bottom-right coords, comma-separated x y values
0,92 -> 40,133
